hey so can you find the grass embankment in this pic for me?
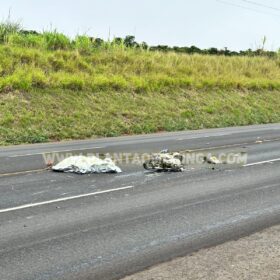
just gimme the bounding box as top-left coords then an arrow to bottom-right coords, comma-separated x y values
1,45 -> 280,145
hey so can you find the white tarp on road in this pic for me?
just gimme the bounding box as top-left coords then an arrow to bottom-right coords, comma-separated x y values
52,156 -> 122,174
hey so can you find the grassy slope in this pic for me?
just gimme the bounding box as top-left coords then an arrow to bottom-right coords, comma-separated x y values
1,45 -> 280,145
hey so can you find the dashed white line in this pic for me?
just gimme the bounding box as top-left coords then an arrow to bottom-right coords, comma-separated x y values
243,158 -> 280,167
0,185 -> 134,214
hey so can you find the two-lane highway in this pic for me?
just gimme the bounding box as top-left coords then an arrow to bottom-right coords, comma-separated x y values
1,124 -> 280,280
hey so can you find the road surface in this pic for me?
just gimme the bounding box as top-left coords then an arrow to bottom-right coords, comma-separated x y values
1,124 -> 280,280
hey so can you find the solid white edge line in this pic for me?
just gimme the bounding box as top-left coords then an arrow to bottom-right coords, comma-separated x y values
243,158 -> 280,167
0,185 -> 134,214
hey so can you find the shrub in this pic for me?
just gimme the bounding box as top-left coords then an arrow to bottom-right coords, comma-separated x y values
43,30 -> 71,50
7,33 -> 26,46
130,77 -> 149,93
30,68 -> 48,88
0,52 -> 14,75
7,33 -> 44,48
3,70 -> 32,91
0,66 -> 47,90
52,72 -> 85,90
91,75 -> 128,91
24,34 -> 45,48
61,76 -> 84,90
74,35 -> 92,54
48,55 -> 66,71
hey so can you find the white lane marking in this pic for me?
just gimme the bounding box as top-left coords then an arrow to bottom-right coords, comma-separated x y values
243,158 -> 280,167
0,185 -> 134,214
176,133 -> 231,141
31,190 -> 48,196
8,147 -> 104,158
185,137 -> 280,153
0,168 -> 48,178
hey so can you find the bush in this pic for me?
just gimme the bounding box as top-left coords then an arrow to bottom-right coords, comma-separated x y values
0,50 -> 14,75
61,77 -> 84,90
52,72 -> 85,90
91,75 -> 128,91
43,30 -> 71,50
30,68 -> 48,88
5,68 -> 32,90
0,66 -> 47,90
7,33 -> 44,48
48,55 -> 66,71
74,35 -> 92,54
7,33 -> 26,46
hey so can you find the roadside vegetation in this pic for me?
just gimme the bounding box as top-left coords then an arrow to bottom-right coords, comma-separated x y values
0,19 -> 280,145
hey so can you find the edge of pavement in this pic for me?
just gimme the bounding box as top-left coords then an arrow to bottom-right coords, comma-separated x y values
1,123 -> 280,175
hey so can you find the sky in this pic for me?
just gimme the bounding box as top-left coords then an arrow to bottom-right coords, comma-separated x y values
1,0 -> 280,51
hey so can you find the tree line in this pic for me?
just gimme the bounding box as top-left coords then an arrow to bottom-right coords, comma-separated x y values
19,30 -> 277,57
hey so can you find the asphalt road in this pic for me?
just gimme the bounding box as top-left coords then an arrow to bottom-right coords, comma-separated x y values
1,124 -> 280,280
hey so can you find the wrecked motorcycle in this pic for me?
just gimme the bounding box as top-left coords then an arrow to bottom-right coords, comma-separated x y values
143,150 -> 184,172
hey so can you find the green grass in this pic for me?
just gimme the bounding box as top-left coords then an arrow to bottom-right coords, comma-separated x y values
1,88 -> 280,145
1,35 -> 280,145
1,45 -> 280,93
0,19 -> 21,43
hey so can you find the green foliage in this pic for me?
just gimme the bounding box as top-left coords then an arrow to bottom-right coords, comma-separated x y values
91,75 -> 128,91
0,127 -> 49,145
42,30 -> 72,50
0,19 -> 21,43
51,72 -> 85,90
0,20 -> 280,145
1,45 -> 280,93
124,35 -> 137,47
0,19 -> 277,57
8,33 -> 44,48
1,88 -> 280,145
74,35 -> 92,54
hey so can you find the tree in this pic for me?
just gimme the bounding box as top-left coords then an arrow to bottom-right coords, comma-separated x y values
124,35 -> 136,47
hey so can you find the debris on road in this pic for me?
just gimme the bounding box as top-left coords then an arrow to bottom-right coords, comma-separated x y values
143,150 -> 184,172
52,156 -> 122,174
255,137 -> 263,144
203,155 -> 221,165
46,160 -> 54,168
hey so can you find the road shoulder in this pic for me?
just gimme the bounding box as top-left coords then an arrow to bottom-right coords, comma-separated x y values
122,224 -> 280,280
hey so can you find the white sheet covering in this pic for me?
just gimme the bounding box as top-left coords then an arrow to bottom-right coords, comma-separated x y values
52,156 -> 122,174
